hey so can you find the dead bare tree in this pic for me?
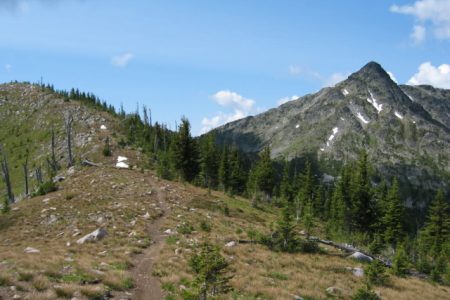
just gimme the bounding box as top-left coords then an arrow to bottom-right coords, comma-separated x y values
50,125 -> 59,171
0,144 -> 14,204
35,166 -> 43,186
65,113 -> 74,167
23,151 -> 29,196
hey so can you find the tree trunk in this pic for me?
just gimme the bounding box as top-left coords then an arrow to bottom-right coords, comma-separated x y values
0,145 -> 14,204
23,155 -> 29,196
65,113 -> 74,167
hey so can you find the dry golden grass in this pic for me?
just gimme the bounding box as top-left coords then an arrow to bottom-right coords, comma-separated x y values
155,190 -> 450,300
0,166 -> 167,298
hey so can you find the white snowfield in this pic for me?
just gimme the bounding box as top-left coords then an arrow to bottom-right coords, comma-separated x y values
357,112 -> 369,124
367,90 -> 383,113
326,127 -> 339,147
394,111 -> 404,120
342,89 -> 349,96
116,156 -> 129,169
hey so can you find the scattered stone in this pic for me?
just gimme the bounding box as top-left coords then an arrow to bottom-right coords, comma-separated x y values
326,286 -> 343,295
42,198 -> 50,204
67,166 -> 75,175
225,241 -> 237,248
348,252 -> 373,262
175,248 -> 182,255
76,228 -> 108,244
346,266 -> 364,277
164,229 -> 175,235
13,295 -> 21,300
53,176 -> 65,183
143,212 -> 150,219
24,247 -> 40,254
293,295 -> 304,300
100,124 -> 107,130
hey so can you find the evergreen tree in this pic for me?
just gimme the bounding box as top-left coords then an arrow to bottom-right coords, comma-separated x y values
228,147 -> 245,195
269,204 -> 300,252
420,189 -> 450,258
172,117 -> 199,182
189,242 -> 232,299
199,134 -> 219,189
350,151 -> 375,233
296,160 -> 315,219
392,244 -> 409,277
254,146 -> 275,200
218,146 -> 230,192
382,179 -> 405,248
279,159 -> 291,204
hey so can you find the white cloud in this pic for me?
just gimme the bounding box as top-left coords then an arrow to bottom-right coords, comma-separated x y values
201,90 -> 257,134
411,24 -> 426,43
391,0 -> 450,41
288,65 -> 301,75
323,73 -> 348,87
4,64 -> 11,72
387,71 -> 398,83
111,52 -> 134,67
277,95 -> 299,106
407,62 -> 450,88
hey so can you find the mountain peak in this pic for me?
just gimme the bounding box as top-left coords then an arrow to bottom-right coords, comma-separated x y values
351,61 -> 391,81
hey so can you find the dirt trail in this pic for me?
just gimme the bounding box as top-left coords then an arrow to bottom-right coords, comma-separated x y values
131,180 -> 169,300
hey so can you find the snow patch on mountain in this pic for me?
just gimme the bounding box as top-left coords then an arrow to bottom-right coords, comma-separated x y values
357,112 -> 369,124
394,111 -> 404,120
367,90 -> 383,113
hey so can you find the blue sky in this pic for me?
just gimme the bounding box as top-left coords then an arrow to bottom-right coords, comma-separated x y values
1,0 -> 449,134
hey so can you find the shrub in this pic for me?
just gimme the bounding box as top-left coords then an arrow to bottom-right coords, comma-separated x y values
351,287 -> 380,300
392,245 -> 409,277
200,220 -> 212,232
178,222 -> 194,235
33,181 -> 57,196
366,260 -> 389,286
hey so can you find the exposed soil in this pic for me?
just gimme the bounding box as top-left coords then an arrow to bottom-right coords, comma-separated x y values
131,178 -> 169,300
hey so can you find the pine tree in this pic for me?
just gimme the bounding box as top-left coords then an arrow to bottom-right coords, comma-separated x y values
419,189 -> 450,258
199,134 -> 219,189
382,179 -> 405,248
392,244 -> 409,277
189,242 -> 232,299
279,159 -> 291,204
228,147 -> 244,195
350,151 -> 375,233
172,117 -> 199,182
254,146 -> 275,200
218,146 -> 230,192
270,204 -> 299,252
296,160 -> 315,220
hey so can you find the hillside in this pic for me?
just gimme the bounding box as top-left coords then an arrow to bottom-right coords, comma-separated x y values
0,82 -> 449,300
213,62 -> 450,201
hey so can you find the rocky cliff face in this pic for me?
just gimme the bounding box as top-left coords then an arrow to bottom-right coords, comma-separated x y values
213,62 -> 450,199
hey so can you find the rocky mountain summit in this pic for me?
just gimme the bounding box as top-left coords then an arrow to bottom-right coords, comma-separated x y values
213,62 -> 450,200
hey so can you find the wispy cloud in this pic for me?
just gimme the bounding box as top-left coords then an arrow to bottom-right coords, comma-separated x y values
407,62 -> 450,88
4,64 -> 12,72
391,0 -> 450,42
323,72 -> 348,87
277,95 -> 299,106
111,52 -> 134,67
201,90 -> 258,134
0,0 -> 30,13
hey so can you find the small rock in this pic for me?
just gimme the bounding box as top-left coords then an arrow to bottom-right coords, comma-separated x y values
164,229 -> 174,235
326,286 -> 343,295
76,228 -> 107,244
175,248 -> 182,255
293,296 -> 304,300
42,198 -> 50,204
100,125 -> 107,130
13,295 -> 21,300
143,212 -> 150,219
225,241 -> 237,248
24,247 -> 40,253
